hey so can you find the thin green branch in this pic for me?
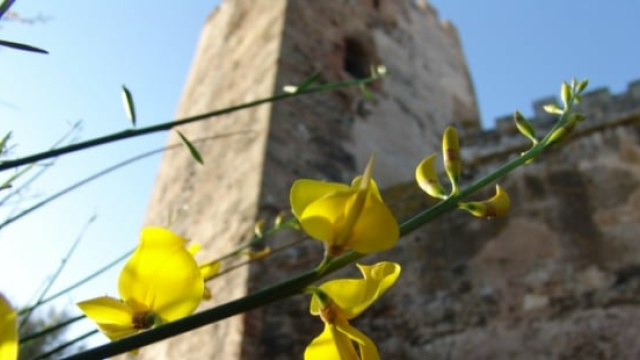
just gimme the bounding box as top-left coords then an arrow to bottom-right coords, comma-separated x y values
19,314 -> 85,344
31,329 -> 98,360
0,76 -> 380,172
19,215 -> 95,329
1,120 -> 81,207
18,249 -> 133,316
62,269 -> 319,360
209,235 -> 309,281
209,217 -> 299,264
0,39 -> 48,54
61,108 -> 570,359
0,132 -> 252,230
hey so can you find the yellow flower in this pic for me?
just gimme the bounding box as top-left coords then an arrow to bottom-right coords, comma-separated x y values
0,293 -> 17,360
458,185 -> 511,217
442,126 -> 461,195
77,227 -> 205,341
290,156 -> 399,256
305,262 -> 401,360
415,154 -> 447,200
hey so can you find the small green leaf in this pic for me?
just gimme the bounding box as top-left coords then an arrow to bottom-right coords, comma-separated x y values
542,104 -> 563,115
573,94 -> 582,104
359,83 -> 374,101
0,131 -> 11,156
0,0 -> 16,20
282,72 -> 321,94
121,85 -> 136,127
0,39 -> 48,54
513,111 -> 537,144
177,131 -> 204,165
560,81 -> 571,108
576,79 -> 589,94
296,71 -> 321,92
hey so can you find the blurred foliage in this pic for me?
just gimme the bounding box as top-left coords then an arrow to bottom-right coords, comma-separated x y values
18,306 -> 84,360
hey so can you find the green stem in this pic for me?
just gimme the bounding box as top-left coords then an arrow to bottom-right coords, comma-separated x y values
31,329 -> 98,360
19,314 -> 85,344
19,216 -> 95,330
0,77 -> 379,172
1,132 -> 249,230
209,217 -> 299,264
0,121 -> 80,196
18,249 -> 132,316
62,269 -> 320,360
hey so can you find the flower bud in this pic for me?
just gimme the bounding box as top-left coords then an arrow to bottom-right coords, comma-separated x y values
254,219 -> 265,238
247,246 -> 271,260
543,104 -> 563,115
513,111 -> 537,144
415,154 -> 447,199
274,212 -> 285,228
442,126 -> 461,195
561,81 -> 572,108
458,185 -> 510,217
546,113 -> 586,145
576,79 -> 589,94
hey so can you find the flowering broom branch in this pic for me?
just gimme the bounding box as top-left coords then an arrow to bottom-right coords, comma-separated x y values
62,78 -> 587,359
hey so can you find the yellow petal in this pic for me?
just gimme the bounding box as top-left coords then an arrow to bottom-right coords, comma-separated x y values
346,191 -> 399,254
311,262 -> 401,319
415,154 -> 447,199
299,191 -> 352,243
336,318 -> 380,360
290,179 -> 350,219
187,243 -> 201,255
358,155 -> 375,192
292,157 -> 398,254
458,185 -> 511,218
77,296 -> 136,340
96,324 -> 139,341
119,227 -> 204,322
350,176 -> 383,202
334,176 -> 378,247
310,278 -> 360,317
442,126 -> 461,195
304,323 -> 359,360
0,293 -> 17,360
199,260 -> 220,281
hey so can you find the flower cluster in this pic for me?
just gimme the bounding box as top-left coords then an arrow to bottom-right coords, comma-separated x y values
78,227 -> 215,341
415,126 -> 511,217
290,156 -> 399,256
290,157 -> 403,359
305,262 -> 401,360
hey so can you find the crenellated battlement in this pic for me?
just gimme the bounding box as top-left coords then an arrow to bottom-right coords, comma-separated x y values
461,79 -> 640,167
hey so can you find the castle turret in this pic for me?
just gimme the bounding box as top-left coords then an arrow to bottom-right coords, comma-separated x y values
141,1 -> 478,359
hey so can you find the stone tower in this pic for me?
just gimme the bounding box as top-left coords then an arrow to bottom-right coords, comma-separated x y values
142,0 -> 478,359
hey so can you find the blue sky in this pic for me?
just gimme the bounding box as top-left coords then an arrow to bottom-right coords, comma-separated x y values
432,1 -> 640,121
0,0 -> 638,347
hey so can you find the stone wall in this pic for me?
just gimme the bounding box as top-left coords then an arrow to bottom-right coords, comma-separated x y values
140,1 -> 287,359
142,0 -> 640,357
368,85 -> 640,359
